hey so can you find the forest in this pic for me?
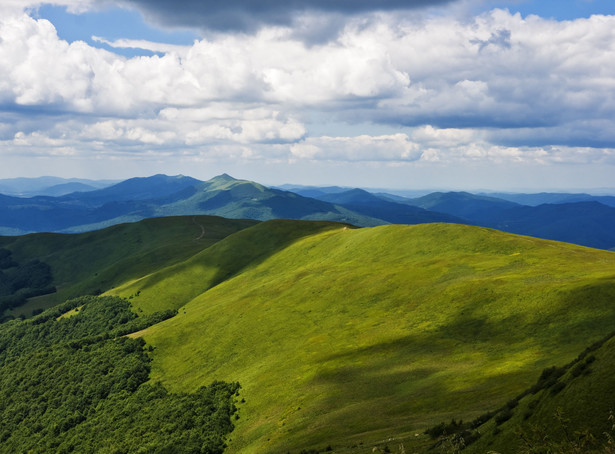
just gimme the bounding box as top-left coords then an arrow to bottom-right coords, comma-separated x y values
0,295 -> 240,453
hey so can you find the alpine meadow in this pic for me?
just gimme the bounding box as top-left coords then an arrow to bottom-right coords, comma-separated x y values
2,0 -> 615,453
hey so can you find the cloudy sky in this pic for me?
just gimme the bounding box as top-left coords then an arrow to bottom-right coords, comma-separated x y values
1,0 -> 614,190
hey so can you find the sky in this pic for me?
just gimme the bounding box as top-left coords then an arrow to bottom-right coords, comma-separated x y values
1,0 -> 615,191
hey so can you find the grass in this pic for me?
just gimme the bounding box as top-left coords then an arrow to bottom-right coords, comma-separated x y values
123,222 -> 615,453
109,219 -> 348,313
0,215 -> 257,317
465,333 -> 615,453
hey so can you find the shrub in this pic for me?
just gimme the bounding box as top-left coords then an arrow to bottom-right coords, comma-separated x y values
495,409 -> 514,425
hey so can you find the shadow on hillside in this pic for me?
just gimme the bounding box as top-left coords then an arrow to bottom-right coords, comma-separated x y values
302,278 -> 615,448
134,219 -> 351,297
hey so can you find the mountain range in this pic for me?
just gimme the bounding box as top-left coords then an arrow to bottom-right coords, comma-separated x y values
1,174 -> 615,250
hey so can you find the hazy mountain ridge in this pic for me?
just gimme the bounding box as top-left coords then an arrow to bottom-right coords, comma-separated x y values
0,176 -> 117,197
1,174 -> 615,249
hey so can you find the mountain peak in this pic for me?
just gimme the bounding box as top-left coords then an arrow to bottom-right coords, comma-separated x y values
213,173 -> 237,182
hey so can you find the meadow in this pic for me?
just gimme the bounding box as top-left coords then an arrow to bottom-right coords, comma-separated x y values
110,221 -> 615,452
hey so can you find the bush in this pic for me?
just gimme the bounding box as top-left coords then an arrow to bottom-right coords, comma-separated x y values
550,381 -> 566,395
495,409 -> 514,425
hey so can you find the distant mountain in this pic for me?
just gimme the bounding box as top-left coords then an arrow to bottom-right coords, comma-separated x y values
41,182 -> 99,197
397,192 -> 615,249
310,188 -> 463,224
483,201 -> 615,250
483,192 -> 615,208
149,174 -> 384,227
404,191 -> 521,221
0,174 -> 384,234
2,175 -> 615,249
275,184 -> 352,199
61,174 -> 202,206
0,176 -> 116,197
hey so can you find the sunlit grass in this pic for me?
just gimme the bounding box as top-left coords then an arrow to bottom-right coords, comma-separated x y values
129,222 -> 615,453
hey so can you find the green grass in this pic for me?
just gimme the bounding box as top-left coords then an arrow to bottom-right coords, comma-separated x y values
465,333 -> 615,453
0,215 -> 257,316
109,219 -> 348,314
124,222 -> 615,453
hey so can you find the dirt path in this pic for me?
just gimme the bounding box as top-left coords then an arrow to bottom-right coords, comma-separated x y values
192,216 -> 206,241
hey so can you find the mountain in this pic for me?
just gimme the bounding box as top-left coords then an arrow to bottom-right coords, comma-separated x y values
108,221 -> 615,453
63,174 -> 203,206
275,184 -> 352,199
0,176 -> 116,197
404,191 -> 521,221
40,182 -> 99,196
0,174 -> 384,234
2,175 -> 615,250
397,192 -> 615,249
149,174 -> 384,227
484,191 -> 615,208
310,188 -> 464,224
479,201 -> 615,250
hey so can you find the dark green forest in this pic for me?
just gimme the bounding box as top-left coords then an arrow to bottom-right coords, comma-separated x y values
0,295 -> 240,453
0,248 -> 55,316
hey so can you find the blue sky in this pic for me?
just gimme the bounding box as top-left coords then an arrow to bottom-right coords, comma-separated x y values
1,0 -> 614,191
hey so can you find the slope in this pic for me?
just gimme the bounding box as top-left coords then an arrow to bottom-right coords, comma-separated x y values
125,222 -> 615,453
109,219 -> 349,314
464,331 -> 615,453
0,215 -> 257,317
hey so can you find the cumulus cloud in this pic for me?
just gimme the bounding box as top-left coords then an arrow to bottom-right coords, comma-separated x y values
1,6 -> 615,172
290,134 -> 422,162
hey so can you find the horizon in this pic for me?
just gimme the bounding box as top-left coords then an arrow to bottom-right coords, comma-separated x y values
1,1 -> 615,190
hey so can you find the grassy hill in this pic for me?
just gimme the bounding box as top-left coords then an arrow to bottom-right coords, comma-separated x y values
113,221 -> 615,453
0,215 -> 257,317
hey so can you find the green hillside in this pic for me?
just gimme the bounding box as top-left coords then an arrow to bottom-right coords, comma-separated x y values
110,219 -> 349,314
463,331 -> 615,453
120,222 -> 615,453
0,215 -> 257,318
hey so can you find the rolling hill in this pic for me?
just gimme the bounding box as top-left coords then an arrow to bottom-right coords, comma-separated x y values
101,220 -> 615,453
0,215 -> 258,318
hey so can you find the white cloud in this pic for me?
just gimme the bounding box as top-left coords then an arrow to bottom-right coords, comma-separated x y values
290,134 -> 422,162
0,6 -> 615,177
